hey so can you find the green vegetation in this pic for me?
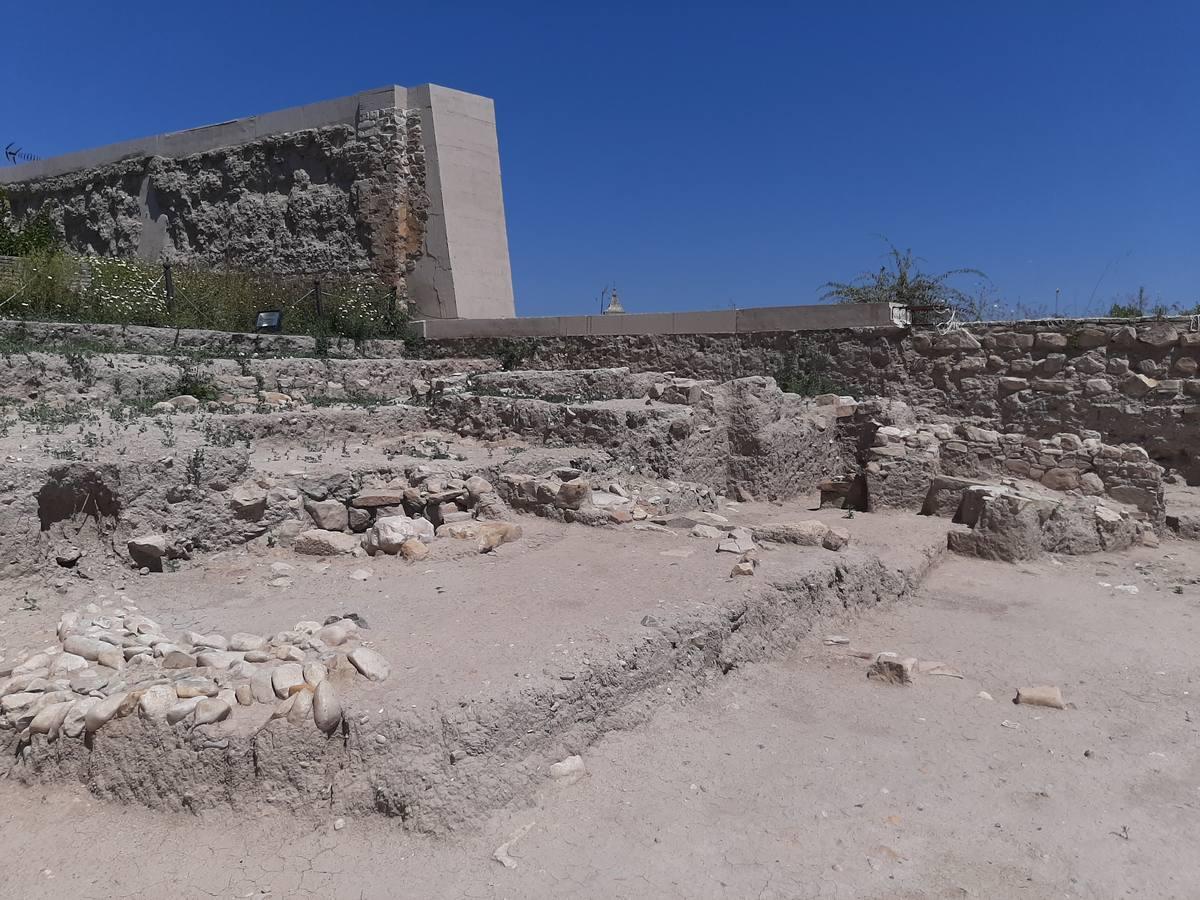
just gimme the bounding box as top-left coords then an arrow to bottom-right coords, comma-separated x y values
772,343 -> 854,397
1106,286 -> 1200,319
0,239 -> 417,345
0,188 -> 58,257
823,241 -> 985,314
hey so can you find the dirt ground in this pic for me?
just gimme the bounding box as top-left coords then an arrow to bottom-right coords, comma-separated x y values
3,541 -> 1198,899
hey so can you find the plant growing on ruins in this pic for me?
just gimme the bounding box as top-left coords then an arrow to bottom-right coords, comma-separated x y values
0,188 -> 58,257
772,343 -> 855,397
822,242 -> 986,313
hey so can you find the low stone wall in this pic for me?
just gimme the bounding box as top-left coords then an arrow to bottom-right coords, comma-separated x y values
423,317 -> 1200,483
866,420 -> 1163,519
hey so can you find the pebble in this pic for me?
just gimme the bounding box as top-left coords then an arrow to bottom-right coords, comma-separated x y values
316,625 -> 348,646
61,638 -> 106,662
250,670 -> 276,703
29,701 -> 73,738
189,633 -> 229,651
272,663 -> 305,699
138,684 -> 178,723
193,698 -> 231,726
244,650 -> 271,663
549,755 -> 586,779
167,697 -> 203,725
62,698 -> 97,738
313,680 -> 341,733
195,650 -> 240,670
302,662 -> 327,687
235,684 -> 254,706
287,688 -> 314,725
85,692 -> 126,734
333,817 -> 346,831
175,678 -> 218,699
229,633 -> 267,652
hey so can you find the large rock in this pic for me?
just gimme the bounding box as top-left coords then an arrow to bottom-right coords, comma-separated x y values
127,534 -> 170,569
365,516 -> 422,555
306,499 -> 349,532
555,478 -> 592,510
294,529 -> 360,556
229,483 -> 268,521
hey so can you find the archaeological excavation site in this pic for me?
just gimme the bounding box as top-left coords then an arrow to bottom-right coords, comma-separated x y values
1,308 -> 1198,848
2,70 -> 1199,897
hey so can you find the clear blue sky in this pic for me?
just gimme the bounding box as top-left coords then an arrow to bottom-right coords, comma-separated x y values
3,1 -> 1197,317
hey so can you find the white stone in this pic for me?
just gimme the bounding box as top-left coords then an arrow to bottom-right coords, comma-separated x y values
348,647 -> 390,682
313,680 -> 341,734
272,663 -> 305,699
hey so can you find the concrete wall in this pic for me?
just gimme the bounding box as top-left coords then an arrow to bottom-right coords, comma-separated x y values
414,302 -> 903,339
0,85 -> 516,321
408,86 -> 516,321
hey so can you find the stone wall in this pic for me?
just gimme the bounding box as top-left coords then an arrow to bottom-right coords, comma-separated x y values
3,110 -> 423,284
0,85 -> 516,319
424,317 -> 1200,483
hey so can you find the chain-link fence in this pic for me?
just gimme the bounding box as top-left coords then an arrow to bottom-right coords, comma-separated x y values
0,254 -> 413,343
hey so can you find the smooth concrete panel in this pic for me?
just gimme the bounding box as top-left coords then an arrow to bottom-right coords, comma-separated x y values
588,313 -> 676,336
416,304 -> 895,340
409,85 -> 515,321
671,310 -> 738,334
736,303 -> 894,332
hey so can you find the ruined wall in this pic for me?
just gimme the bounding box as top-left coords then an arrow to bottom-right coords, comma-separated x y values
3,109 -> 425,284
424,317 -> 1200,483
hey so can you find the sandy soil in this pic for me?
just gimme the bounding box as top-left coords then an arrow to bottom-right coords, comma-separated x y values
3,542 -> 1198,899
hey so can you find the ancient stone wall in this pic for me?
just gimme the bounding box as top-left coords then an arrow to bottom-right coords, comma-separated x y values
3,110 -> 424,284
424,317 -> 1200,483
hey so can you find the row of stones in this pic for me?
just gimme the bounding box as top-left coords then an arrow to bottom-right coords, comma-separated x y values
1,599 -> 392,747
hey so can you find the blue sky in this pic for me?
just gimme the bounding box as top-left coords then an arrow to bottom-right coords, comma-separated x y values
3,1 -> 1197,317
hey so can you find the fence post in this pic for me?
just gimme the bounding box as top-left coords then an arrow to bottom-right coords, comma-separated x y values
163,262 -> 175,316
313,278 -> 323,318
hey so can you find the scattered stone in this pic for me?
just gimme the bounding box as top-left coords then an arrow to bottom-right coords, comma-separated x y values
477,522 -> 523,553
549,754 -> 586,780
1014,685 -> 1066,710
690,524 -> 722,540
400,539 -> 429,561
348,647 -> 390,682
730,561 -> 755,577
235,684 -> 255,706
162,650 -> 197,669
822,526 -> 850,551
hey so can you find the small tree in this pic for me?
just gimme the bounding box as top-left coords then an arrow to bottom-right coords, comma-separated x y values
1107,286 -> 1168,319
822,242 -> 985,313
